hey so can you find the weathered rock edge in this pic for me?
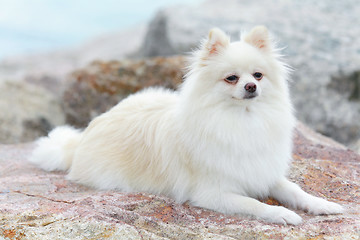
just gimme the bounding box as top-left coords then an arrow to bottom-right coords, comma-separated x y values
0,122 -> 359,239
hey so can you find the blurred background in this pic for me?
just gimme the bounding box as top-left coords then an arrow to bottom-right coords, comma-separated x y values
0,0 -> 359,153
0,0 -> 203,59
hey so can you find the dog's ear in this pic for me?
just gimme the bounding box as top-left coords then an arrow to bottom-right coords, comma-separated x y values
244,26 -> 272,52
204,28 -> 230,56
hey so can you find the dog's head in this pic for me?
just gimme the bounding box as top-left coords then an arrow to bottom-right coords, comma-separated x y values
184,26 -> 290,108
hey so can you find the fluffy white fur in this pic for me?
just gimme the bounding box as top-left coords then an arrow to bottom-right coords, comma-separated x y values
30,26 -> 343,225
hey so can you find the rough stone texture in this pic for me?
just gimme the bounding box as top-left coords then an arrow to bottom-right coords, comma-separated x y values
0,80 -> 65,144
142,0 -> 360,148
1,123 -> 359,239
62,56 -> 185,127
329,70 -> 360,102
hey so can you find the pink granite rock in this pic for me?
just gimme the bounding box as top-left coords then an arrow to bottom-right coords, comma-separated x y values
0,122 -> 359,239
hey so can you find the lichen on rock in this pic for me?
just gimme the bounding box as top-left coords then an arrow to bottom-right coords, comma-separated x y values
62,56 -> 185,127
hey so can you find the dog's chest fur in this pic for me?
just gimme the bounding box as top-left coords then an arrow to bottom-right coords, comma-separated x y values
179,102 -> 294,198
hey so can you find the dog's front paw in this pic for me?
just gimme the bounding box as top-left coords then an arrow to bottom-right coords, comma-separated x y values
304,197 -> 344,215
261,206 -> 302,225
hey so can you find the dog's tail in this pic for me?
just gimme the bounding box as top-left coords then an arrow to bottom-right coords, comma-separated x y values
29,126 -> 82,172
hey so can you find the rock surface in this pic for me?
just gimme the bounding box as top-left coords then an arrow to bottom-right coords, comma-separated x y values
138,12 -> 175,58
0,122 -> 359,239
63,56 -> 185,127
0,80 -> 65,144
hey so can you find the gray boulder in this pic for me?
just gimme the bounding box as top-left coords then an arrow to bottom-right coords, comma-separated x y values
0,80 -> 64,143
139,11 -> 175,57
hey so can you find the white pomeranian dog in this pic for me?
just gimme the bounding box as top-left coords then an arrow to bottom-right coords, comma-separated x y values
30,26 -> 343,225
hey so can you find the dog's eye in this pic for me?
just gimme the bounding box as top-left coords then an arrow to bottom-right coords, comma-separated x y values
224,75 -> 239,84
253,72 -> 263,80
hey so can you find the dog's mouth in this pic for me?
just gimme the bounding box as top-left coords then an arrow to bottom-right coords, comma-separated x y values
243,92 -> 258,100
243,94 -> 257,99
232,94 -> 258,101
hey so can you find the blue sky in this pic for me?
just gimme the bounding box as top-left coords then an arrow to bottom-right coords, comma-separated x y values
0,0 -> 203,59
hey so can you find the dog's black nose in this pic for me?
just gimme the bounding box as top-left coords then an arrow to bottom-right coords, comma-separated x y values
244,83 -> 257,93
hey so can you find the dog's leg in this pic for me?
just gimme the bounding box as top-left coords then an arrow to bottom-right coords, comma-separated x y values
269,178 -> 344,215
192,191 -> 302,225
